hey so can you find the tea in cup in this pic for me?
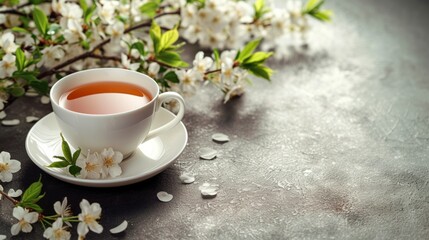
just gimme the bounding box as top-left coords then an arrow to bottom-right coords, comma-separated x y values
50,68 -> 185,157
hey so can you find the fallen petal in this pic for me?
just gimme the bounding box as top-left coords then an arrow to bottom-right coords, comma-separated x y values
199,183 -> 219,198
8,189 -> 23,197
157,191 -> 173,202
2,119 -> 20,126
212,133 -> 230,143
41,96 -> 50,104
0,111 -> 6,120
109,220 -> 128,234
179,173 -> 195,184
199,147 -> 217,160
25,91 -> 39,97
26,116 -> 40,123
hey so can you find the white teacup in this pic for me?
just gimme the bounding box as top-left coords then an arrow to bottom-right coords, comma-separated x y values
50,68 -> 185,157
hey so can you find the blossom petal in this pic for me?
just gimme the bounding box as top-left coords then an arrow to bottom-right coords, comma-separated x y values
109,165 -> 122,178
43,227 -> 53,238
88,222 -> 103,233
7,160 -> 21,173
0,172 -> 12,182
78,222 -> 89,237
24,212 -> 39,223
20,223 -> 32,233
157,191 -> 173,202
12,206 -> 25,220
109,220 -> 128,234
11,223 -> 21,236
7,188 -> 22,197
0,151 -> 11,161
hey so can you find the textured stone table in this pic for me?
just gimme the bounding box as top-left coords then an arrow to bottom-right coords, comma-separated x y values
1,0 -> 429,239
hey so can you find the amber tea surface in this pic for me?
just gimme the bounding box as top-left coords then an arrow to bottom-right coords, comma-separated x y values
59,81 -> 152,114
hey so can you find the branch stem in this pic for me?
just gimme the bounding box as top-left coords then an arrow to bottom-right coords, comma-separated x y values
0,189 -> 19,205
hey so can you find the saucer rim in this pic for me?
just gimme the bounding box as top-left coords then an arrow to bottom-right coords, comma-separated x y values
25,109 -> 188,187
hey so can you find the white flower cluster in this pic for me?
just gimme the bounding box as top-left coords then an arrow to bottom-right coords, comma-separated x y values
0,33 -> 18,79
179,0 -> 309,55
76,148 -> 124,179
0,150 -> 108,239
0,0 -> 327,111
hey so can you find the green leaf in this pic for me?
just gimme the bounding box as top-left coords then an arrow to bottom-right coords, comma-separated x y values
164,71 -> 179,83
131,42 -> 145,56
79,0 -> 88,12
69,165 -> 81,177
243,51 -> 273,64
21,202 -> 43,212
30,0 -> 45,4
60,133 -> 73,163
140,1 -> 159,18
29,79 -> 49,95
53,156 -> 68,161
72,148 -> 81,164
238,39 -> 261,62
311,9 -> 333,22
33,7 -> 48,36
213,48 -> 220,67
156,51 -> 189,68
12,27 -> 30,34
242,64 -> 273,81
47,161 -> 70,168
150,21 -> 161,54
159,28 -> 179,52
303,0 -> 324,14
253,0 -> 270,20
15,48 -> 26,71
81,40 -> 90,50
21,179 -> 43,203
84,5 -> 97,24
9,86 -> 25,97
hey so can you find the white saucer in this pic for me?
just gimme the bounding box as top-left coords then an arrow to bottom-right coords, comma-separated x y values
25,108 -> 188,187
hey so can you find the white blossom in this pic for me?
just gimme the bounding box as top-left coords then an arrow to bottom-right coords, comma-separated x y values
59,2 -> 83,29
63,20 -> 86,43
0,151 -> 21,182
39,46 -> 66,68
11,206 -> 39,236
76,151 -> 102,179
97,2 -> 116,24
148,62 -> 160,79
100,148 -> 123,178
0,32 -> 18,54
106,21 -> 125,43
121,54 -> 140,71
192,51 -> 213,79
54,197 -> 72,227
0,53 -> 17,79
43,218 -> 71,240
78,199 -> 103,238
175,69 -> 200,94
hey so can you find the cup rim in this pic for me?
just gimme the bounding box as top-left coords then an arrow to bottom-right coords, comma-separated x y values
50,68 -> 159,117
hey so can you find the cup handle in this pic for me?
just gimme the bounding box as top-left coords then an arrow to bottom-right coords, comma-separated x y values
145,92 -> 185,140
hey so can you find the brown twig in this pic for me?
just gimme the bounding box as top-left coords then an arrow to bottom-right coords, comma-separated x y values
0,9 -> 28,17
88,53 -> 121,62
0,189 -> 19,205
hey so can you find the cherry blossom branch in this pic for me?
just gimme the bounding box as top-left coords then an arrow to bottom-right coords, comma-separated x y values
124,10 -> 179,34
0,189 -> 19,205
88,53 -> 121,62
37,10 -> 179,80
0,9 -> 28,17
